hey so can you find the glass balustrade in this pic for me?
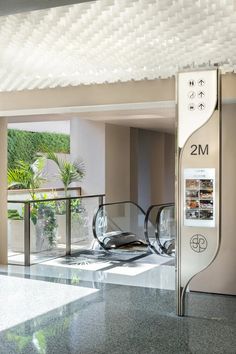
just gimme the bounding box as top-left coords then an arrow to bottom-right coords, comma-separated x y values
145,203 -> 175,256
8,194 -> 104,265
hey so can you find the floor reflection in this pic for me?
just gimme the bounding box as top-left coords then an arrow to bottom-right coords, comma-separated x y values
0,283 -> 235,354
0,253 -> 235,354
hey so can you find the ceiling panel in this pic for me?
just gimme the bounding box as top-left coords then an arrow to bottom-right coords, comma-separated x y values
0,1 -> 93,16
0,0 -> 236,92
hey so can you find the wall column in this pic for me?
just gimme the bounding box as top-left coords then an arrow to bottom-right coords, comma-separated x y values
105,124 -> 130,202
0,118 -> 8,264
130,128 -> 175,211
70,117 -> 105,195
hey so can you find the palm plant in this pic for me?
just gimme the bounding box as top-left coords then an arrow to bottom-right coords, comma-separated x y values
7,157 -> 46,199
44,151 -> 85,196
8,157 -> 58,247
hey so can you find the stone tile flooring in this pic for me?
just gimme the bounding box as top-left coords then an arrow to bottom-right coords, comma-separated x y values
0,254 -> 235,354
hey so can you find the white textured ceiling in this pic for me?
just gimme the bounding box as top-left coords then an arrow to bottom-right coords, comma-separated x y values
0,0 -> 91,17
1,0 -> 236,92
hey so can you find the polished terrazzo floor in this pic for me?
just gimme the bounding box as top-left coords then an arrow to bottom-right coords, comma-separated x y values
0,255 -> 235,354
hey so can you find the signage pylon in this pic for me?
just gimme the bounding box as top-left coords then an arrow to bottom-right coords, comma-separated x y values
176,69 -> 221,316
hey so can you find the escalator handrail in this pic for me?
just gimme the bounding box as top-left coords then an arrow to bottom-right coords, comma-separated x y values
155,203 -> 175,256
144,203 -> 175,254
96,200 -> 146,213
93,201 -> 147,250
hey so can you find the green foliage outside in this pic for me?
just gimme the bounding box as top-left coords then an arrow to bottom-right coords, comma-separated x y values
8,158 -> 46,198
8,209 -> 23,220
8,129 -> 70,169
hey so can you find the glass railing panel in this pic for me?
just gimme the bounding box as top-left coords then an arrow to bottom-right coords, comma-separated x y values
55,200 -> 67,248
145,206 -> 159,250
29,200 -> 66,264
145,204 -> 175,256
159,206 -> 175,239
71,197 -> 100,255
8,202 -> 25,265
158,205 -> 175,255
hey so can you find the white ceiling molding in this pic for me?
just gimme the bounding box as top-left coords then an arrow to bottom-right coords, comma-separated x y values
0,0 -> 236,92
2,97 -> 236,118
1,100 -> 175,117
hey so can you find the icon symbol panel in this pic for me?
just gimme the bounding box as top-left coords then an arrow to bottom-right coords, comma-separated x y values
188,103 -> 195,111
198,79 -> 205,87
188,80 -> 195,87
198,103 -> 205,111
188,91 -> 196,99
198,91 -> 205,98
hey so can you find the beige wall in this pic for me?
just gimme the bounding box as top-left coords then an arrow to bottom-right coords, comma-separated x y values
105,124 -> 130,202
191,104 -> 236,295
70,119 -> 131,200
0,78 -> 175,113
1,74 -> 236,116
131,128 -> 175,211
164,133 -> 175,202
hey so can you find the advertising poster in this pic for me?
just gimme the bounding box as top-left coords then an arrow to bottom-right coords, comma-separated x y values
184,168 -> 215,228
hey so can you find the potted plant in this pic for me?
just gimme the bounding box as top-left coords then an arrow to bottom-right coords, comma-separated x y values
43,152 -> 86,244
53,198 -> 89,244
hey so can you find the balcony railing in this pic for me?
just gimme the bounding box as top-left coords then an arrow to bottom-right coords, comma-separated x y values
8,194 -> 104,266
8,186 -> 82,199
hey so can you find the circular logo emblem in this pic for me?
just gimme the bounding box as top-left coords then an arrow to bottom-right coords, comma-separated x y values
190,234 -> 208,253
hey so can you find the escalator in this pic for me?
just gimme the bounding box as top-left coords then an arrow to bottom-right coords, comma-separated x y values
145,203 -> 175,257
92,201 -> 149,259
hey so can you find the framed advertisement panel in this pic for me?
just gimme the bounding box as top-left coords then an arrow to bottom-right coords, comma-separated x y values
184,168 -> 215,228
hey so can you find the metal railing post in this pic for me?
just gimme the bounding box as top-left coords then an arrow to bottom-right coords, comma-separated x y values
98,195 -> 104,207
66,199 -> 71,255
24,202 -> 31,266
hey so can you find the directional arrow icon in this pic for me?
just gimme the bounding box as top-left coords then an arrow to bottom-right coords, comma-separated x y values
198,103 -> 205,110
198,79 -> 205,86
198,91 -> 205,98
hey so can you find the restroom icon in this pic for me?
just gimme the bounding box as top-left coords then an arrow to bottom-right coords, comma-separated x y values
188,80 -> 195,87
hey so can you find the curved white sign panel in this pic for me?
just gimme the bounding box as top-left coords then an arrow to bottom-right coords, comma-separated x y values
178,70 -> 218,148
